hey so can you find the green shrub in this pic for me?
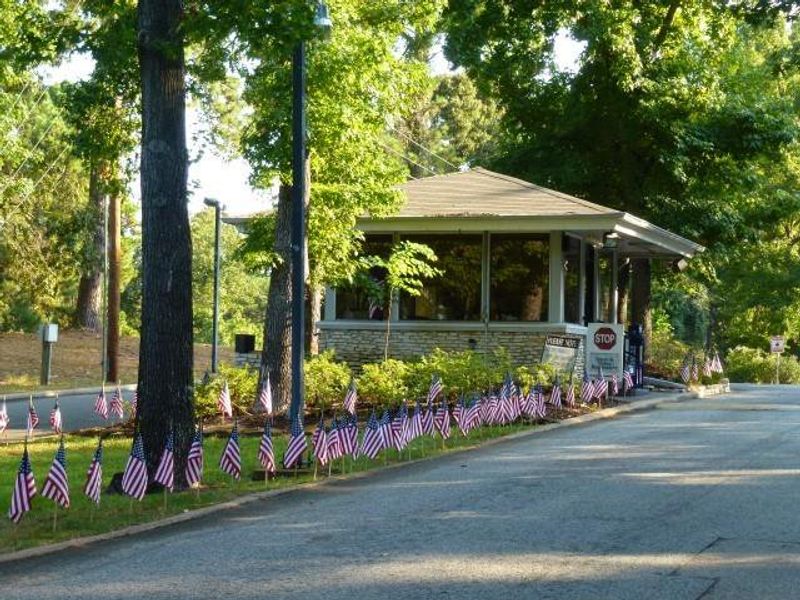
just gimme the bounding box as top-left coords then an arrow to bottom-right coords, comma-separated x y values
515,363 -> 557,391
648,328 -> 691,380
357,359 -> 410,405
725,346 -> 800,383
304,350 -> 351,410
194,363 -> 259,420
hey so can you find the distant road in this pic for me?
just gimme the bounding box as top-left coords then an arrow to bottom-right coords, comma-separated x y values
3,385 -> 800,598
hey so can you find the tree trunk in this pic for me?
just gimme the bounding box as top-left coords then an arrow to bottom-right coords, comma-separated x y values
75,163 -> 104,332
107,192 -> 121,383
308,285 -> 322,356
631,258 -> 652,351
137,0 -> 193,485
260,184 -> 293,414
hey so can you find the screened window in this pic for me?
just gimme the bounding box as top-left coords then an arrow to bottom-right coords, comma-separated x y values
490,234 -> 549,322
335,235 -> 393,320
564,236 -> 582,324
399,234 -> 482,321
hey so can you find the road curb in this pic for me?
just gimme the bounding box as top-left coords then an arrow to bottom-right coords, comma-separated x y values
2,384 -> 137,402
0,390 -> 698,565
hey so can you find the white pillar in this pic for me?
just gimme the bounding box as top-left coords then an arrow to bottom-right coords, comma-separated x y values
611,249 -> 619,324
593,247 -> 601,322
578,239 -> 586,325
549,231 -> 565,323
481,231 -> 490,322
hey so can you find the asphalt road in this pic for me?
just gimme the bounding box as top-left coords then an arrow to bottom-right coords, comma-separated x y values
2,390 -> 131,436
3,385 -> 800,599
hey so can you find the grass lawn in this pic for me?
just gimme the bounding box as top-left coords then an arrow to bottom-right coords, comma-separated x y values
0,420 -> 544,554
0,330 -> 235,393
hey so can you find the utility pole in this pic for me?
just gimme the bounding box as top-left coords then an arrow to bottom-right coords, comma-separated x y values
204,197 -> 222,375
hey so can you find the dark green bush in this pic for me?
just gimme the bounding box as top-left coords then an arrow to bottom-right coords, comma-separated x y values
194,363 -> 259,420
304,350 -> 351,410
725,346 -> 800,383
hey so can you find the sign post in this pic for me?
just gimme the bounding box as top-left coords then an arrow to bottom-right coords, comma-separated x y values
770,335 -> 785,384
40,324 -> 58,385
587,323 -> 624,380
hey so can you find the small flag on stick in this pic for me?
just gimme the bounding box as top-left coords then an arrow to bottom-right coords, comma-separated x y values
283,415 -> 307,470
27,397 -> 39,434
41,437 -> 70,508
219,421 -> 241,479
122,433 -> 148,501
84,439 -> 103,504
153,430 -> 175,492
94,386 -> 108,420
49,398 -> 62,434
8,445 -> 36,523
185,428 -> 204,487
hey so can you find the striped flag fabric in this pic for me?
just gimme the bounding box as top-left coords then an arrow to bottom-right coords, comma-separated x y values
94,387 -> 108,420
377,409 -> 394,451
422,402 -> 434,435
343,380 -> 357,415
49,398 -> 62,434
453,396 -> 465,434
41,437 -> 70,508
434,400 -> 451,439
8,446 -> 36,523
679,354 -> 691,383
691,357 -> 699,382
121,433 -> 148,500
0,399 -> 9,434
703,356 -> 713,378
565,382 -> 576,407
27,398 -> 39,433
283,415 -> 307,469
327,417 -> 343,461
610,373 -> 619,397
339,413 -> 357,458
153,431 -> 175,492
219,421 -> 242,479
392,404 -> 409,451
217,381 -> 233,418
131,388 -> 138,415
409,401 -> 423,440
550,378 -> 562,410
712,352 -> 724,373
581,372 -> 593,404
623,370 -> 635,393
428,375 -> 443,403
185,428 -> 204,487
359,411 -> 382,460
258,419 -> 276,474
84,439 -> 103,504
258,373 -> 273,415
535,384 -> 547,419
110,386 -> 124,420
312,416 -> 329,466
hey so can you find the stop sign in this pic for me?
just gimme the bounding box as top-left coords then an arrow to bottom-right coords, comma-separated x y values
594,327 -> 617,350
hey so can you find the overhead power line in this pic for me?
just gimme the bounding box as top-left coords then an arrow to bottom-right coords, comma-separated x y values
389,125 -> 461,171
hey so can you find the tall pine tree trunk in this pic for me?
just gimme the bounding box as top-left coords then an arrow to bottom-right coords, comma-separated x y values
631,257 -> 652,354
261,185 -> 293,414
137,0 -> 193,483
75,163 -> 105,331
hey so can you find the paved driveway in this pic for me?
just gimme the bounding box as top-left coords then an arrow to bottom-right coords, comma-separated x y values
3,385 -> 800,599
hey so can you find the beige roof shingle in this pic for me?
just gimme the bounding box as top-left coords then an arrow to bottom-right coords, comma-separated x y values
397,167 -> 621,218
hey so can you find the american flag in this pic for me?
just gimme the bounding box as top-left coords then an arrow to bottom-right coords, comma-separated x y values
185,428 -> 204,487
41,437 -> 70,508
465,396 -> 482,431
110,386 -> 124,420
153,431 -> 175,492
392,404 -> 409,451
219,420 -> 242,479
217,381 -> 233,418
258,373 -> 273,415
535,384 -> 547,419
258,419 -> 276,474
343,380 -> 357,415
94,387 -> 108,420
623,370 -> 635,392
49,398 -> 62,434
8,446 -> 36,523
680,354 -> 691,383
408,401 -> 423,440
27,398 -> 39,433
712,352 -> 724,373
453,396 -> 465,434
0,399 -> 9,434
131,388 -> 138,415
703,357 -> 713,378
283,415 -> 307,469
342,413 -> 359,457
581,372 -> 593,404
84,439 -> 103,504
550,378 -> 562,409
312,416 -> 329,466
422,402 -> 434,435
691,357 -> 699,382
378,409 -> 394,451
359,411 -> 382,460
610,373 -> 619,396
428,375 -> 443,403
565,382 -> 576,407
327,417 -> 343,461
434,400 -> 451,439
122,433 -> 148,500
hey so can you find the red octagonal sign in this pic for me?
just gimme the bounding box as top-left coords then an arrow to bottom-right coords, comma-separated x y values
594,327 -> 617,350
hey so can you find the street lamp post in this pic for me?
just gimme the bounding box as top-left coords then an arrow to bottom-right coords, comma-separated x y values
289,2 -> 332,425
204,197 -> 223,375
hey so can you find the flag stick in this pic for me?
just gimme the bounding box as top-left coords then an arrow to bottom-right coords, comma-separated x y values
52,504 -> 58,532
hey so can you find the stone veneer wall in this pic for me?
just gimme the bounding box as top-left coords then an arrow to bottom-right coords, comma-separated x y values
318,325 -> 586,375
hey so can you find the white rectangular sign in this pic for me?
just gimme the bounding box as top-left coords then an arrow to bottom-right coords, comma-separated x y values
770,336 -> 785,354
587,323 -> 624,379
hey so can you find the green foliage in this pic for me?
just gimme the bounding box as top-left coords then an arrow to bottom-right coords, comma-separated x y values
725,346 -> 800,383
356,359 -> 410,405
194,364 -> 259,420
191,209 -> 269,346
648,327 -> 692,381
303,350 -> 351,410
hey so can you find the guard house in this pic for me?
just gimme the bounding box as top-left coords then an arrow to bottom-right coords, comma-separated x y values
319,168 -> 703,371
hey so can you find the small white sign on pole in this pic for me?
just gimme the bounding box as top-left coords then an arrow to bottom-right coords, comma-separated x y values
587,323 -> 624,379
770,336 -> 785,354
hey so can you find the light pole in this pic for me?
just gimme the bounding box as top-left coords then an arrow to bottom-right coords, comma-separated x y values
289,1 -> 332,424
204,197 -> 223,375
